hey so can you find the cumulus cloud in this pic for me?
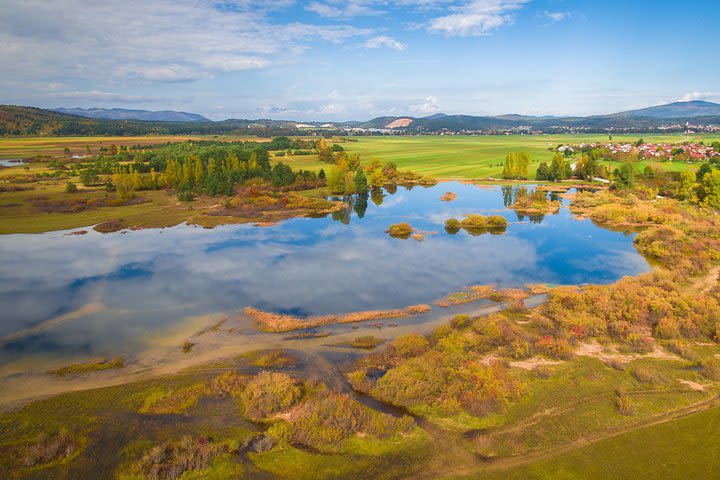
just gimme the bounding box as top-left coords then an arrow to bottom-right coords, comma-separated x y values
365,35 -> 407,50
429,0 -> 530,36
418,96 -> 440,113
543,11 -> 570,23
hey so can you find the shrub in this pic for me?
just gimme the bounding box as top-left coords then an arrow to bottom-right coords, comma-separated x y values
129,436 -> 229,480
472,434 -> 499,458
210,371 -> 247,397
631,366 -> 667,385
139,384 -> 208,414
701,358 -> 720,381
450,314 -> 471,329
615,393 -> 634,416
65,182 -> 78,193
238,371 -> 302,421
533,365 -> 553,379
509,339 -> 532,359
534,336 -> 573,360
445,218 -> 461,233
627,334 -> 654,354
21,431 -> 77,467
457,362 -> 526,417
389,334 -> 429,359
460,214 -> 508,231
247,350 -> 297,368
654,317 -> 680,339
350,336 -> 384,349
289,392 -> 414,452
666,340 -> 700,362
386,222 -> 413,238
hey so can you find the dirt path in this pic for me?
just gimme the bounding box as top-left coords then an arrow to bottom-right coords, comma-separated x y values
412,397 -> 720,479
693,265 -> 720,294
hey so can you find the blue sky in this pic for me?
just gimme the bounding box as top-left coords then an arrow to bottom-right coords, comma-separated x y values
0,0 -> 718,120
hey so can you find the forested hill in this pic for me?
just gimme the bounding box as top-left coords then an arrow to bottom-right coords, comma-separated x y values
0,106 -> 299,136
3,101 -> 720,136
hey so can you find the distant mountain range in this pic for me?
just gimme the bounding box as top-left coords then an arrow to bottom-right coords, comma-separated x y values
54,107 -> 211,123
352,101 -> 720,131
616,101 -> 720,119
1,101 -> 719,136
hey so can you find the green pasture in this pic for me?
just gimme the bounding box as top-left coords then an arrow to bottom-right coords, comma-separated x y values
470,403 -> 720,480
302,134 -> 720,179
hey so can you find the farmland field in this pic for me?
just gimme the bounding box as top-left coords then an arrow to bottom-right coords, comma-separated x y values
298,133 -> 720,179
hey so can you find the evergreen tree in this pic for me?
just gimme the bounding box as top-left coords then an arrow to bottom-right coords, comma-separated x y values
614,162 -> 635,189
536,162 -> 550,180
353,169 -> 368,193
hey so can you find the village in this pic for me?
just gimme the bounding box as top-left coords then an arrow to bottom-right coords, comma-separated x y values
559,141 -> 720,162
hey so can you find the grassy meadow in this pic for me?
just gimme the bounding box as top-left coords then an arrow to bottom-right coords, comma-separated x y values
286,133 -> 720,179
472,404 -> 720,480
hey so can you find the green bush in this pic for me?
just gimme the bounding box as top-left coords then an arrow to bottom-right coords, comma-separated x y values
386,222 -> 413,238
389,334 -> 429,359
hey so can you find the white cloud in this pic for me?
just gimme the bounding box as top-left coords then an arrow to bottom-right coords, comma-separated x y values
365,35 -> 407,51
319,103 -> 346,114
418,96 -> 440,113
679,92 -> 720,102
0,0 -> 370,86
543,11 -> 571,23
429,0 -> 530,36
306,1 -> 383,18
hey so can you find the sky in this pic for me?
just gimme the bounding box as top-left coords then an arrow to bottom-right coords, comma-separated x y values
0,0 -> 719,121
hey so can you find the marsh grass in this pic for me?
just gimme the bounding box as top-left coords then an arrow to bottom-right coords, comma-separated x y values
138,383 -> 209,415
245,304 -> 431,332
350,336 -> 385,349
49,356 -> 125,376
20,430 -> 78,468
244,349 -> 298,368
118,436 -> 240,480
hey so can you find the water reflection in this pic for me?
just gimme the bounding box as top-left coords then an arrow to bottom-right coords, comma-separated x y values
0,182 -> 649,363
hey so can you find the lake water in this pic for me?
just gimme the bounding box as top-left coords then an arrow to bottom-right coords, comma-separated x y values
0,159 -> 26,167
0,182 -> 649,366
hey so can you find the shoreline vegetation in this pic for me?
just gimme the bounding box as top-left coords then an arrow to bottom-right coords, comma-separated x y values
244,304 -> 432,332
2,183 -> 720,478
445,214 -> 508,235
0,136 -> 434,234
48,356 -> 125,376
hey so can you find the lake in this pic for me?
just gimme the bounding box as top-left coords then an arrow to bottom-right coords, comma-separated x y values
0,182 -> 649,370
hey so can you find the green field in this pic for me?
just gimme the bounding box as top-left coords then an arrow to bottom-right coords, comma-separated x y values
282,134 -> 720,179
471,404 -> 720,480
